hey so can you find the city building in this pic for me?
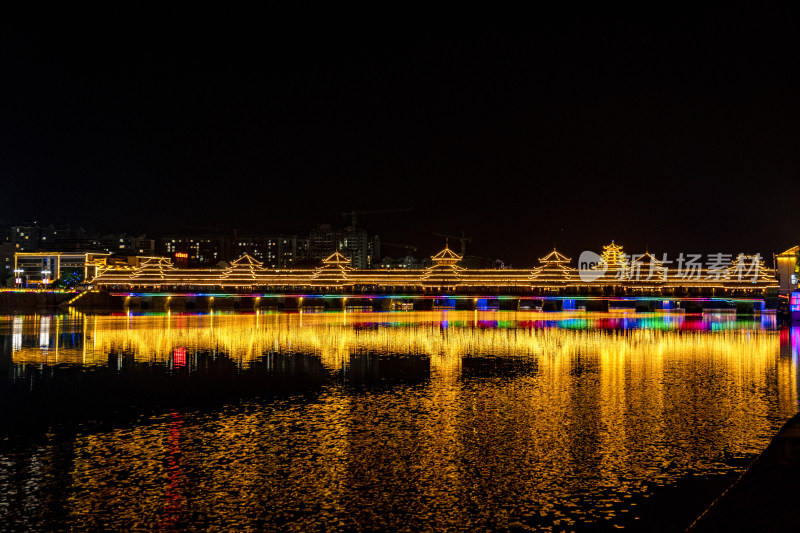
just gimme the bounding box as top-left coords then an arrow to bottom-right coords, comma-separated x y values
9,224 -> 41,251
379,255 -> 424,269
775,246 -> 799,296
161,236 -> 229,266
233,236 -> 279,266
9,222 -> 94,252
90,233 -> 155,256
0,243 -> 15,286
39,224 -> 90,251
277,235 -> 309,268
308,224 -> 380,269
13,252 -> 110,287
233,235 -> 309,268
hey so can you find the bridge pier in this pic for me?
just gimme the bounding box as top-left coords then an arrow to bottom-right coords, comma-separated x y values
584,300 -> 609,312
413,298 -> 434,311
655,300 -> 678,311
137,295 -> 154,310
350,297 -> 378,311
736,301 -> 764,315
147,296 -> 167,310
608,300 -> 637,311
261,297 -> 279,310
542,300 -> 563,312
680,301 -> 704,314
518,299 -> 543,310
636,300 -> 656,312
376,298 -> 393,311
434,298 -> 456,310
283,297 -> 302,311
325,297 -> 346,311
491,298 -> 520,311
455,298 -> 477,311
167,296 -> 187,311
122,295 -> 140,311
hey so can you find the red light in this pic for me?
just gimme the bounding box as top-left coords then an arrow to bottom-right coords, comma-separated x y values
173,347 -> 186,367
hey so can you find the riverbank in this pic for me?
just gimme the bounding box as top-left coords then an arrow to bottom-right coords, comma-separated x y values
0,289 -> 75,311
689,410 -> 800,531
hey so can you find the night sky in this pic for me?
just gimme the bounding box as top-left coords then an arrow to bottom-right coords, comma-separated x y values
2,10 -> 798,265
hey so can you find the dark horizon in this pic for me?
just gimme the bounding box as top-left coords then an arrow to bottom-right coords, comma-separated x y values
2,9 -> 799,265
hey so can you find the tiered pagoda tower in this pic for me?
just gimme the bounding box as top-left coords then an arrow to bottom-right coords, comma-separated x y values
599,241 -> 628,271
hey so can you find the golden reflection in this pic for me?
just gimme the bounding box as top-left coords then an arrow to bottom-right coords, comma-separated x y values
3,311 -> 783,374
1,312 -> 798,530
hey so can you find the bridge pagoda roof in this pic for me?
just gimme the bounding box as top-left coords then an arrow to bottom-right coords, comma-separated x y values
222,254 -> 265,283
538,249 -> 571,264
631,251 -> 664,265
430,244 -> 462,266
726,254 -> 774,282
229,253 -> 263,267
130,257 -> 177,279
421,244 -> 464,285
531,248 -> 576,282
311,250 -> 353,284
320,250 -> 353,269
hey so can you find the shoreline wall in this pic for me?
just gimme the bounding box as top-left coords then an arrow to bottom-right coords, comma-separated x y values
0,291 -> 75,311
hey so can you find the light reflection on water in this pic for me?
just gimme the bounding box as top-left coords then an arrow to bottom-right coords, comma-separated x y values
0,310 -> 799,531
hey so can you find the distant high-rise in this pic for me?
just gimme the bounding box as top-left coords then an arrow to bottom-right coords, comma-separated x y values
10,224 -> 41,252
308,224 -> 380,269
161,236 -> 229,266
233,235 -> 309,268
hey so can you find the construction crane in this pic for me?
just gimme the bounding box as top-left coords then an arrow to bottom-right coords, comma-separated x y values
432,231 -> 472,257
381,242 -> 418,254
341,207 -> 414,230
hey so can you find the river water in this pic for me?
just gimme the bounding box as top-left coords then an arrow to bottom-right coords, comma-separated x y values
1,310 -> 798,531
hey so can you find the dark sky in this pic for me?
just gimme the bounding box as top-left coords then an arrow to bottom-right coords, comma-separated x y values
1,9 -> 799,265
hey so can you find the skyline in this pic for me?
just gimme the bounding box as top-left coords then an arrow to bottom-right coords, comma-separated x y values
2,10 -> 799,264
1,215 -> 791,269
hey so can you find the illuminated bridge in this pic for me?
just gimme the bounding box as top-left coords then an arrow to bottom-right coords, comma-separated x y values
88,243 -> 779,312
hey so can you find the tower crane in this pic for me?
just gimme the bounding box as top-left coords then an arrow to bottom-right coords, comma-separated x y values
381,242 -> 418,254
432,231 -> 472,257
